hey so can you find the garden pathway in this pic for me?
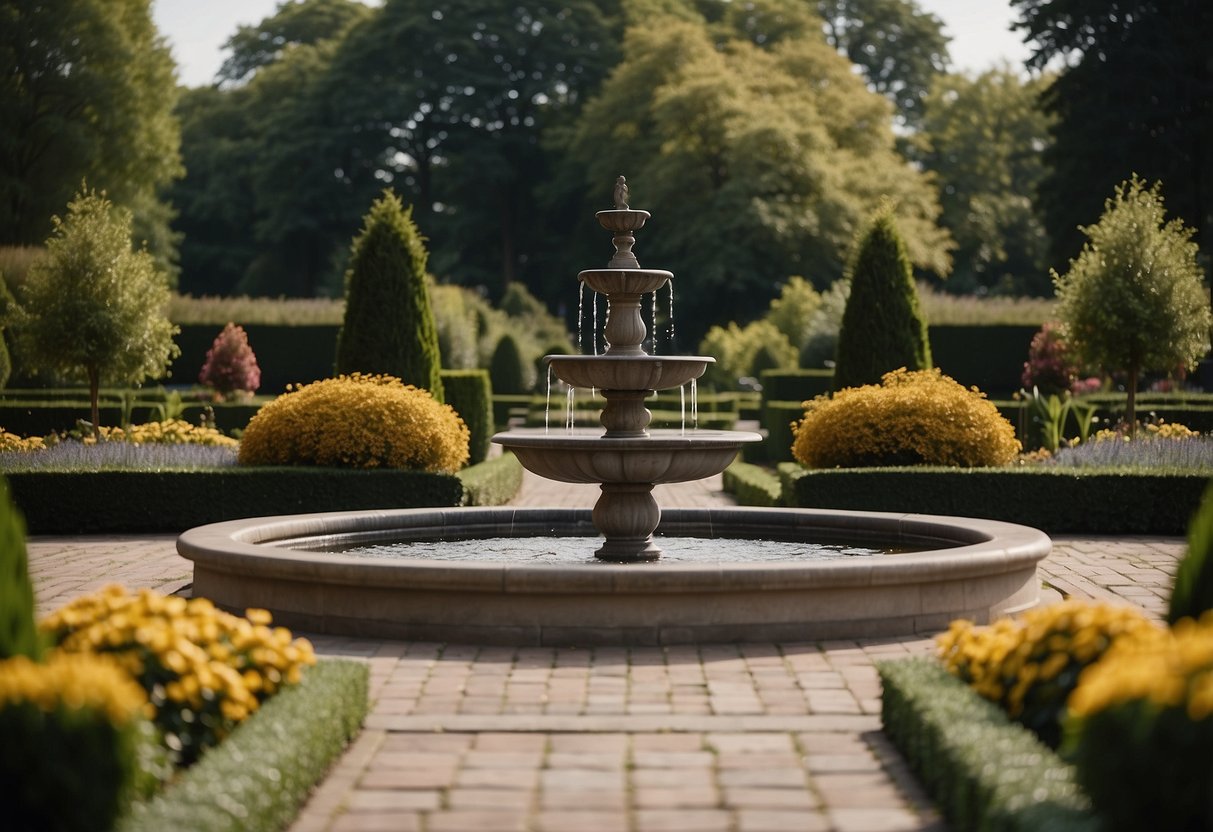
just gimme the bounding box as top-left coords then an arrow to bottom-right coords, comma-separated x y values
25,471 -> 1185,832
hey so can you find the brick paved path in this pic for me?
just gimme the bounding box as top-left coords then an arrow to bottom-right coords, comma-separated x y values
25,469 -> 1186,832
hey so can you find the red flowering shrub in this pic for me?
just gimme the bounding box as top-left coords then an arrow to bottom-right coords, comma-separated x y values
1021,322 -> 1079,395
199,323 -> 261,399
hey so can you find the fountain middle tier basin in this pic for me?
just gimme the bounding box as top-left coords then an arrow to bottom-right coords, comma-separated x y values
492,429 -> 762,484
177,506 -> 1052,646
546,355 -> 713,392
579,267 -> 671,296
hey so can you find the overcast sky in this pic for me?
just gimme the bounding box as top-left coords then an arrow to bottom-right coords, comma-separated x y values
153,0 -> 1033,89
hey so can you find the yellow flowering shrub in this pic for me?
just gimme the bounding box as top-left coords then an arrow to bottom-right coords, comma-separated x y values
85,419 -> 238,448
937,600 -> 1157,747
0,430 -> 46,452
0,652 -> 151,830
42,585 -> 316,765
792,368 -> 1020,468
1064,612 -> 1213,832
238,372 -> 470,472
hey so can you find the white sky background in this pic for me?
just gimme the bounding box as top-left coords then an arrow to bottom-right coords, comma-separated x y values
153,0 -> 1033,89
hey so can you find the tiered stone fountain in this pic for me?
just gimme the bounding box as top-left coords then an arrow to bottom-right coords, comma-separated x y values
177,178 -> 1052,646
492,182 -> 761,561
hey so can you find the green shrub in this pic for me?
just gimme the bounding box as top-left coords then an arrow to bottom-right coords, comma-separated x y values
834,207 -> 931,390
754,400 -> 804,464
121,659 -> 368,832
879,658 -> 1096,832
458,453 -> 524,506
1064,614 -> 1213,832
1,652 -> 153,832
335,191 -> 444,402
0,481 -> 39,660
698,320 -> 796,388
238,373 -> 469,472
441,369 -> 493,465
758,369 -> 833,402
1169,483 -> 1213,625
793,368 -> 1019,468
489,334 -> 529,395
721,461 -> 781,506
937,600 -> 1157,748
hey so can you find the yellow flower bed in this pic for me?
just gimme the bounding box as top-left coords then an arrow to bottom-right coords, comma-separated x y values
0,431 -> 46,452
0,652 -> 147,724
792,368 -> 1020,468
937,600 -> 1158,747
238,372 -> 469,472
42,586 -> 315,765
86,419 -> 238,448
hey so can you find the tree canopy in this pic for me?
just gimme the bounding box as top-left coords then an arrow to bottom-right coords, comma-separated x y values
916,67 -> 1054,295
1011,0 -> 1213,270
218,0 -> 372,85
0,0 -> 181,276
559,3 -> 951,343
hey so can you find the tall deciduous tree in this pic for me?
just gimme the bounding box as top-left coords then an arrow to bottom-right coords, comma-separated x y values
560,3 -> 951,343
218,0 -> 372,85
20,189 -> 180,431
336,191 -> 444,402
0,0 -> 182,276
917,67 -> 1054,295
1053,177 -> 1211,434
833,206 -> 931,390
816,0 -> 951,127
1011,0 -> 1213,271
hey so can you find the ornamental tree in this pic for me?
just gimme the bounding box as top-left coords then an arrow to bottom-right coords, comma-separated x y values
335,190 -> 444,402
199,323 -> 261,399
833,207 -> 932,390
20,188 -> 179,432
1053,177 -> 1211,434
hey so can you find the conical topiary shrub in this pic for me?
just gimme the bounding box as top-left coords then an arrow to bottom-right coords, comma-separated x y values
489,334 -> 528,395
833,207 -> 931,390
335,190 -> 444,403
199,322 -> 261,399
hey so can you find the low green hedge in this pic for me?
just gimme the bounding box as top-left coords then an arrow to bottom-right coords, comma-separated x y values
492,394 -> 533,428
10,468 -> 466,533
750,400 -> 803,463
758,368 -> 833,402
721,461 -> 781,507
441,369 -> 493,465
878,658 -> 1096,832
457,453 -> 523,506
120,659 -> 368,832
779,463 -> 1208,534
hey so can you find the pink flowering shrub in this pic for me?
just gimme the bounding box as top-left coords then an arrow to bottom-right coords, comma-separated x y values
1022,322 -> 1082,395
199,323 -> 261,399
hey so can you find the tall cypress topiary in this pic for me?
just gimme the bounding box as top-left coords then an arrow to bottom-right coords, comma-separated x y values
336,191 -> 444,402
833,206 -> 931,391
0,479 -> 41,660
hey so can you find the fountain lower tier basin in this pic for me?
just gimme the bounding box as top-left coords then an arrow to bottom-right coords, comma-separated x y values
492,429 -> 763,484
546,354 -> 713,391
177,506 -> 1051,646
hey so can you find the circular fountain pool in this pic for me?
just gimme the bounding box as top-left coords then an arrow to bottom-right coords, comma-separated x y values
177,506 -> 1050,646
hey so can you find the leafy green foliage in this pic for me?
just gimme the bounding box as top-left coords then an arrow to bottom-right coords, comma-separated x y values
816,0 -> 950,128
120,659 -> 368,832
440,369 -> 493,465
489,335 -> 529,396
217,0 -> 372,84
1053,177 -> 1211,432
18,189 -> 180,431
0,0 -> 182,276
335,192 -> 444,401
0,481 -> 39,660
698,321 -> 797,389
765,276 -> 821,351
1168,484 -> 1213,625
916,68 -> 1055,296
457,453 -> 524,507
721,460 -> 782,506
833,208 -> 931,389
560,2 -> 951,343
1011,0 -> 1213,271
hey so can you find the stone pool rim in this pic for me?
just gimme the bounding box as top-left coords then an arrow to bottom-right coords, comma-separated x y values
177,506 -> 1051,645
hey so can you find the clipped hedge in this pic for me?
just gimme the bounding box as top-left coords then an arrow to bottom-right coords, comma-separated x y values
879,658 -> 1096,832
120,659 -> 368,832
758,369 -> 833,402
929,324 -> 1039,397
457,452 -> 523,506
0,400 -> 266,437
441,369 -> 493,465
492,394 -> 533,429
752,400 -> 804,463
721,461 -> 781,507
779,464 -> 1207,534
9,468 -> 466,533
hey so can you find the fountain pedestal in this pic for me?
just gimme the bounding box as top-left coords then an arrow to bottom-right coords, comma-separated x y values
493,181 -> 761,561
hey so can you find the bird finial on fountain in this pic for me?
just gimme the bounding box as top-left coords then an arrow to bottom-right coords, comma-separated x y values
613,175 -> 629,210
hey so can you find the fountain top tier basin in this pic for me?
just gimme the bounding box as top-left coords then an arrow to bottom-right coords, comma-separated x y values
178,506 -> 1051,646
